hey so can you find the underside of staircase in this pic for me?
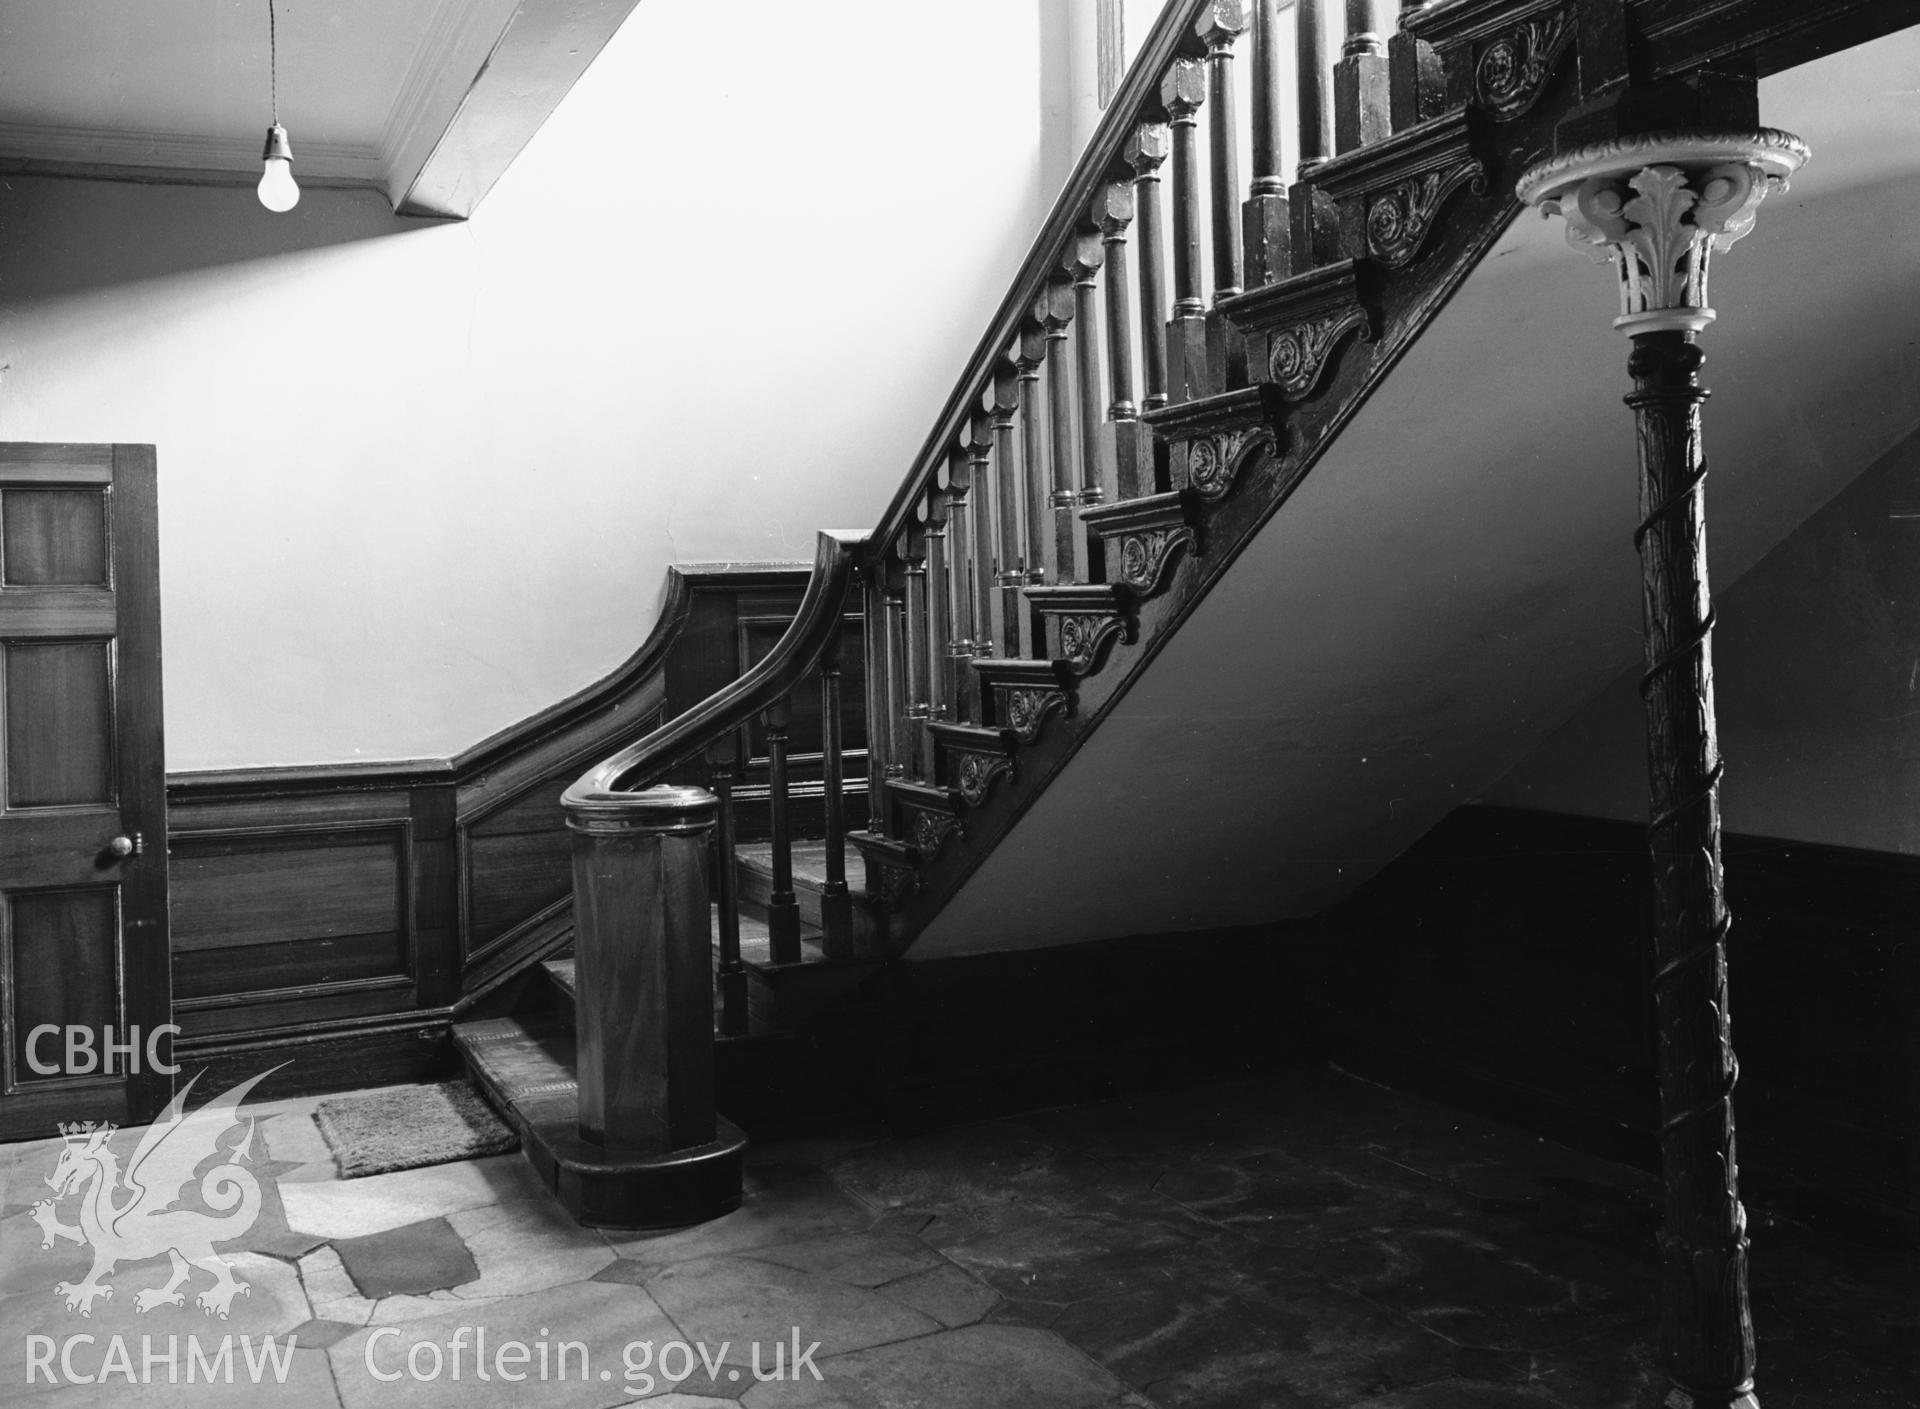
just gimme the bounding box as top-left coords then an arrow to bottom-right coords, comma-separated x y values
448,0 -> 1920,1229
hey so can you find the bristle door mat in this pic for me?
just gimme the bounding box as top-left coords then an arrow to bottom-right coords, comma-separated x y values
314,1081 -> 519,1179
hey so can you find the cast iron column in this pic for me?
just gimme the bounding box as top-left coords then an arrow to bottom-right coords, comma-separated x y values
1519,130 -> 1808,1409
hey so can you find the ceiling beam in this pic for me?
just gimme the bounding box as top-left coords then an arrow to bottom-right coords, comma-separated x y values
392,0 -> 647,219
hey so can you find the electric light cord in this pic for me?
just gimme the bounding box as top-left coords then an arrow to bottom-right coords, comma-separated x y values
268,0 -> 279,125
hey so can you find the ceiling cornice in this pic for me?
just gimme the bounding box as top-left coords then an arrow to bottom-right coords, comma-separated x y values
0,0 -> 647,219
0,122 -> 384,190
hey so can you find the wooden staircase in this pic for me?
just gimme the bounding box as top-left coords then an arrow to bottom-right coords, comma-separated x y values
450,0 -> 1910,1226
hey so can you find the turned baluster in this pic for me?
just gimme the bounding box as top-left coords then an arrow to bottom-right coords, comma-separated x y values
1295,0 -> 1332,173
1038,277 -> 1079,584
708,738 -> 747,1037
1067,234 -> 1107,515
967,409 -> 998,662
1334,0 -> 1392,153
862,562 -> 890,828
1292,0 -> 1339,268
1201,3 -> 1250,391
924,483 -> 952,728
1162,57 -> 1208,402
818,627 -> 853,958
943,445 -> 978,723
902,525 -> 930,780
1244,0 -> 1291,287
987,363 -> 1025,658
885,560 -> 910,788
1095,182 -> 1156,500
762,696 -> 801,964
1015,321 -> 1049,632
1126,123 -> 1171,413
1201,4 -> 1247,302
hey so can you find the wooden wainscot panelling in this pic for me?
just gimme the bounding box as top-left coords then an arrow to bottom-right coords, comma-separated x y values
460,779 -> 579,969
167,790 -> 419,1040
164,562 -> 844,1088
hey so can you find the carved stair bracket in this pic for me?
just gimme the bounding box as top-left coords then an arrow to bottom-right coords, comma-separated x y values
954,751 -> 1014,806
1404,0 -> 1575,126
850,832 -> 919,911
928,721 -> 1018,807
909,808 -> 960,859
885,779 -> 964,862
1219,261 -> 1375,403
1082,491 -> 1200,598
1002,686 -> 1068,743
975,658 -> 1075,745
1145,384 -> 1287,503
1027,584 -> 1134,678
1474,9 -> 1572,120
1318,110 -> 1488,271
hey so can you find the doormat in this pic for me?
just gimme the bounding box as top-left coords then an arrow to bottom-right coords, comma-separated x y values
314,1081 -> 519,1179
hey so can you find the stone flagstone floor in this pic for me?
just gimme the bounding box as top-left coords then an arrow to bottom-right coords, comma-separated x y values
0,1065 -> 1911,1408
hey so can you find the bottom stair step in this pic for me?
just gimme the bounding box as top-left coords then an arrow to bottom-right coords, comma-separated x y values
455,1015 -> 746,1230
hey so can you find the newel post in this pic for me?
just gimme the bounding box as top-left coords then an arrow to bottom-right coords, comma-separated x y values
564,783 -> 745,1226
1520,128 -> 1807,1409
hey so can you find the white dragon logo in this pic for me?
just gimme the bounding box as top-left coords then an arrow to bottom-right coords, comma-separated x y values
29,1066 -> 284,1319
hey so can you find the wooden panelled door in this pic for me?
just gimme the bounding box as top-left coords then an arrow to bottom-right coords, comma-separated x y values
0,443 -> 170,1141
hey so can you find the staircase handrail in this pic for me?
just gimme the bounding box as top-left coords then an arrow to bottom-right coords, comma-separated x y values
563,528 -> 868,812
865,0 -> 1215,558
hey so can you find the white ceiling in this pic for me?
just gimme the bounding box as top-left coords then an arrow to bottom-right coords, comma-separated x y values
0,0 -> 634,215
916,25 -> 1920,957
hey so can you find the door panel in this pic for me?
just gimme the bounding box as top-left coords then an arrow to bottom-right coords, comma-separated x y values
3,488 -> 110,585
0,443 -> 170,1139
7,641 -> 117,807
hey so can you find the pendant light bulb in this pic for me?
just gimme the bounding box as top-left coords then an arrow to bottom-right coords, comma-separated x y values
258,123 -> 300,212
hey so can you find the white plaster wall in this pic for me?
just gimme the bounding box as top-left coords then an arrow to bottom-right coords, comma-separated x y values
0,0 -> 1045,769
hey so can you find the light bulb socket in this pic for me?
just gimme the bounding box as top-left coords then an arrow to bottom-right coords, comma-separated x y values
262,123 -> 294,164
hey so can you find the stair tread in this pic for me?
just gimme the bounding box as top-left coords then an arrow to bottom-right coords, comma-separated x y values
736,840 -> 866,898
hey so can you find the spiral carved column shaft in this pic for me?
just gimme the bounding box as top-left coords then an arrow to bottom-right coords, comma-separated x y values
1628,330 -> 1755,1409
1519,129 -> 1807,1409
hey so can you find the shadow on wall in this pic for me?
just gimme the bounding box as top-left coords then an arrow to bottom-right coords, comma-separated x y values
0,175 -> 446,306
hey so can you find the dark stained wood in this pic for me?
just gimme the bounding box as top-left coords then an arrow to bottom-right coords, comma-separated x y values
2,488 -> 107,585
1066,233 -> 1109,529
1095,181 -> 1159,502
5,641 -> 113,807
872,28 -> 1570,960
1627,328 -> 1756,1409
466,828 -> 573,943
160,560 -> 867,1077
169,828 -> 404,951
1243,0 -> 1291,288
566,788 -> 718,1153
173,935 -> 411,1002
8,889 -> 117,1087
1296,0 -> 1332,170
1161,55 -> 1211,402
1036,279 -> 1080,588
901,525 -> 931,778
942,444 -> 977,723
0,441 -> 170,1134
1634,0 -> 1920,81
761,697 -> 802,964
868,0 -> 1225,554
965,412 -> 998,668
817,629 -> 854,959
987,366 -> 1025,658
708,745 -> 748,1037
1198,3 -> 1247,301
1126,124 -> 1173,411
1334,0 -> 1392,153
924,480 -> 955,725
863,561 -> 893,804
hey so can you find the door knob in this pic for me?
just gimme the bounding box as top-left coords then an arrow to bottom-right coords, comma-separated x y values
108,834 -> 142,858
